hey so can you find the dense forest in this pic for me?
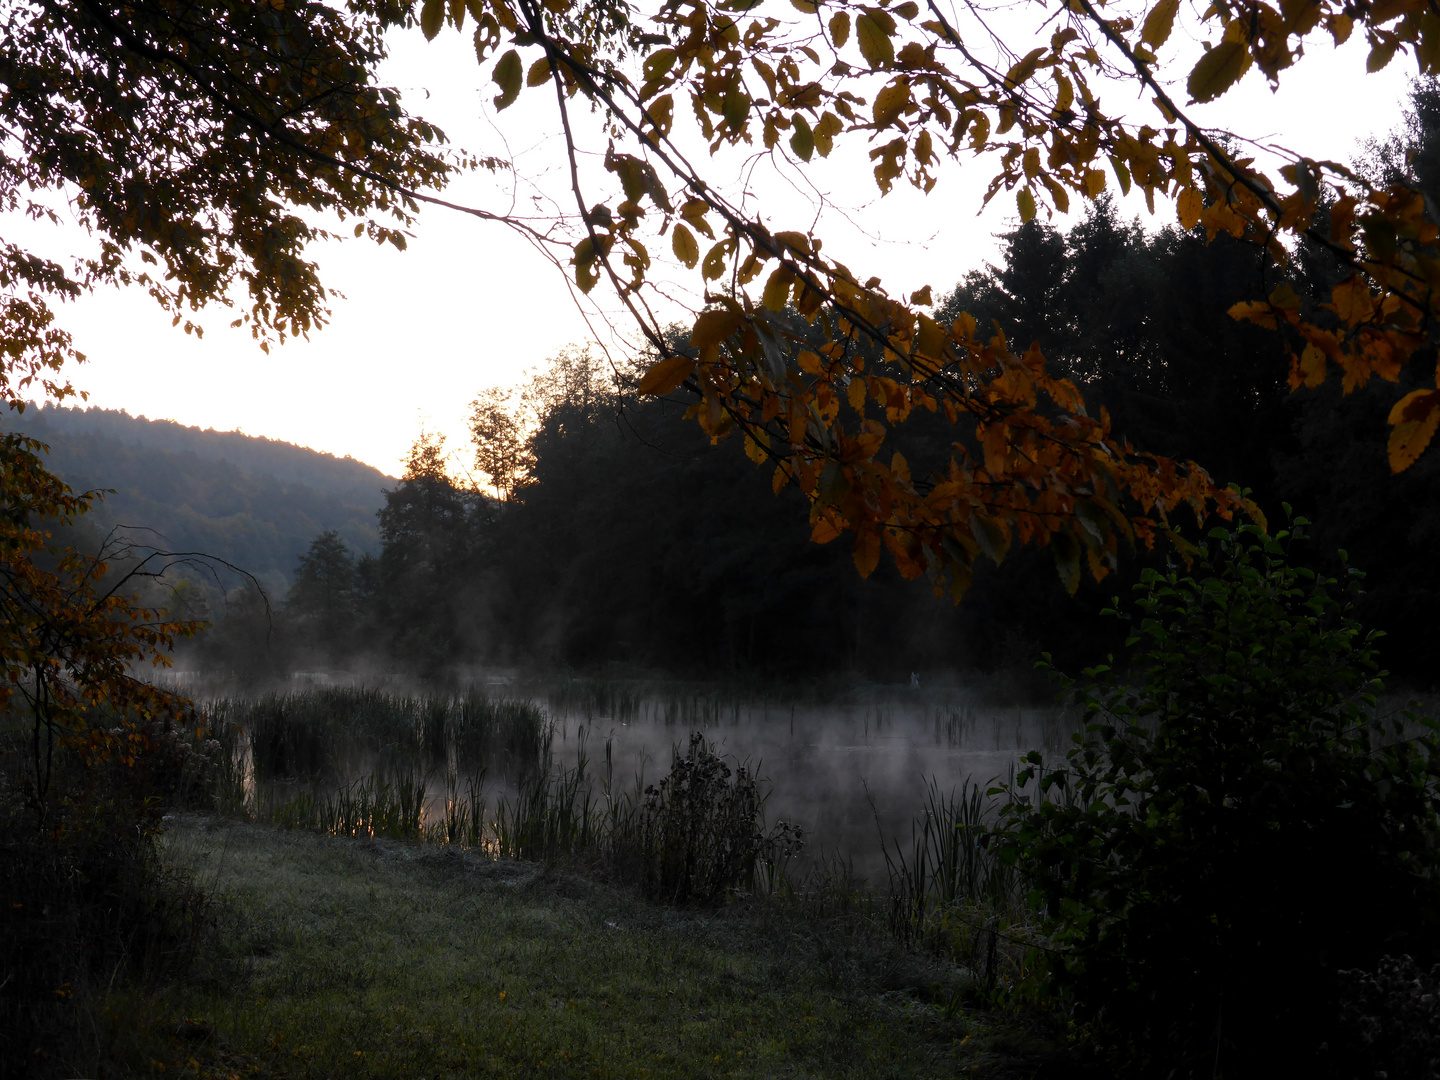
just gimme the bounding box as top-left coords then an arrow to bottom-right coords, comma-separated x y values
58,87 -> 1440,685
0,405 -> 392,592
195,82 -> 1440,685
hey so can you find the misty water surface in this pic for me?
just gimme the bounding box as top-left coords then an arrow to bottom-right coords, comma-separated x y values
539,688 -> 1078,881
221,678 -> 1081,883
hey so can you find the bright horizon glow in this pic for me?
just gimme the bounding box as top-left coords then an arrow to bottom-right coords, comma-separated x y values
7,11 -> 1416,475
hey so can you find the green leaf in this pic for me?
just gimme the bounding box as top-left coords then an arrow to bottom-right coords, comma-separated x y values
492,49 -> 523,110
969,511 -> 1010,565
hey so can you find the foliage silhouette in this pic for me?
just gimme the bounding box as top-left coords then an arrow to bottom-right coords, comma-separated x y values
997,521 -> 1440,1075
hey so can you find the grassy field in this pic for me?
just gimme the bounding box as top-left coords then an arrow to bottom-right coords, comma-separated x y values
91,816 -> 1074,1080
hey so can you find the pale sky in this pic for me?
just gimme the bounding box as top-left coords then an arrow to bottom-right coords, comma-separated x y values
9,7 -> 1415,475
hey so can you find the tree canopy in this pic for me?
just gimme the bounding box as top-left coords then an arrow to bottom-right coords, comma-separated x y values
4,0 -> 1439,606
410,0 -> 1440,597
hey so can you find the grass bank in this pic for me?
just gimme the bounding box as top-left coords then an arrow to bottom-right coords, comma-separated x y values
91,816 -> 1075,1080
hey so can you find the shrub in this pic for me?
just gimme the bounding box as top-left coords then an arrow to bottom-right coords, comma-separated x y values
0,714 -> 214,1077
1335,954 -> 1440,1079
637,733 -> 801,904
997,521 -> 1440,1077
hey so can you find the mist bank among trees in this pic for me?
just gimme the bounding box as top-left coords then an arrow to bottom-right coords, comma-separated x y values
212,179 -> 1439,682
44,83 -> 1440,685
244,142 -> 1439,683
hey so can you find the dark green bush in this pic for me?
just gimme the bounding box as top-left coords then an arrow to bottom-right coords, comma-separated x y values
997,521 -> 1440,1077
1336,954 -> 1440,1079
638,733 -> 801,904
1,714 -> 214,1077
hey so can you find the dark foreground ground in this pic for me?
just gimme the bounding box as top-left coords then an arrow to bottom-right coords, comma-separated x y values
81,817 -> 1083,1080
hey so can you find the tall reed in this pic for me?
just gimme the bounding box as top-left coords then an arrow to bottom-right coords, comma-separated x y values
880,777 -> 1049,999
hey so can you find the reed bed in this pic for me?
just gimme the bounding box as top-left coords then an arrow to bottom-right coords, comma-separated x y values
197,690 -> 798,904
206,686 -> 553,785
878,777 -> 1055,1001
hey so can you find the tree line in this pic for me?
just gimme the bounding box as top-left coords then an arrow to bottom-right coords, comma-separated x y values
193,82 -> 1439,685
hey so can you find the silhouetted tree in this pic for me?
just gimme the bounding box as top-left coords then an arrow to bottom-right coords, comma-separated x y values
285,530 -> 360,665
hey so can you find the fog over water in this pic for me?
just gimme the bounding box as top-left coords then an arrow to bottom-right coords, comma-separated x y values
213,677 -> 1079,883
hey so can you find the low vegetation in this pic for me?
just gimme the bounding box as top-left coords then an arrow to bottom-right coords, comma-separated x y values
88,817 -> 1073,1080
6,522 -> 1439,1079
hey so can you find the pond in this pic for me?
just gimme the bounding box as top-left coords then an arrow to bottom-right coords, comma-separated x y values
208,679 -> 1079,884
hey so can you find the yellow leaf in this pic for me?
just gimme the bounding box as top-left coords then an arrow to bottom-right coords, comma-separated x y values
857,13 -> 895,68
1186,39 -> 1251,103
790,113 -> 815,161
1177,186 -> 1203,231
830,11 -> 851,48
1387,389 -> 1440,472
1140,0 -> 1180,49
671,223 -> 699,268
891,450 -> 910,484
1022,147 -> 1040,179
1110,155 -> 1132,195
642,48 -> 678,85
1228,300 -> 1278,328
526,56 -> 551,86
681,199 -> 714,239
1368,37 -> 1400,72
847,378 -> 866,412
1083,168 -> 1106,198
872,78 -> 911,127
638,354 -> 696,396
1239,496 -> 1267,534
420,0 -> 445,40
812,515 -> 843,543
745,430 -> 771,463
691,309 -> 743,349
915,314 -> 946,358
492,49 -> 523,110
1017,187 -> 1037,223
1004,48 -> 1045,88
893,1 -> 919,18
762,265 -> 794,311
790,0 -> 818,11
1297,343 -> 1327,388
774,230 -> 812,255
853,529 -> 881,577
814,112 -> 843,157
573,236 -> 600,293
702,242 -> 728,281
910,285 -> 932,305
647,94 -> 674,136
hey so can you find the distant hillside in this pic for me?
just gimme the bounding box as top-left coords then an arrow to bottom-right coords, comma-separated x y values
2,405 -> 394,589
